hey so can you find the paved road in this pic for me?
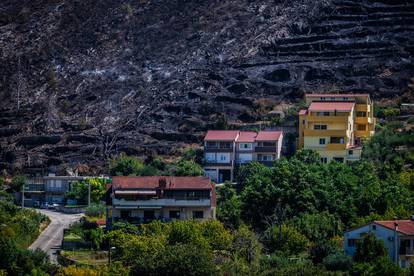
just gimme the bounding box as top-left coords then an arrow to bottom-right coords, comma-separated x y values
29,209 -> 83,263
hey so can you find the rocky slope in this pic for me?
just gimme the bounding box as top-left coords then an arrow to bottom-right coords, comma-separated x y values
0,0 -> 413,174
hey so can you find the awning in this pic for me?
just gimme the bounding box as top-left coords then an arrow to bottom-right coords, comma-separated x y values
115,190 -> 156,195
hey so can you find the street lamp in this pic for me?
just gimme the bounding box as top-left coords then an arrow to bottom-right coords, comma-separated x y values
108,246 -> 116,265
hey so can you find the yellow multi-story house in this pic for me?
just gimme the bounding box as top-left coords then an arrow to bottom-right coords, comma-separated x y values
298,93 -> 376,163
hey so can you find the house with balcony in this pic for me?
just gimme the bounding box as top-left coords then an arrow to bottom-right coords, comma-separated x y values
298,93 -> 376,163
203,130 -> 283,183
106,176 -> 216,227
22,174 -> 92,207
344,218 -> 414,268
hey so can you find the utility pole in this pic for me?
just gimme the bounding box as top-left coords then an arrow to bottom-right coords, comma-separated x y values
88,181 -> 91,206
21,184 -> 24,208
17,56 -> 22,111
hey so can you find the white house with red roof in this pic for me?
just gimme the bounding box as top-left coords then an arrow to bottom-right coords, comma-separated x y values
203,130 -> 283,183
344,218 -> 414,268
106,176 -> 216,227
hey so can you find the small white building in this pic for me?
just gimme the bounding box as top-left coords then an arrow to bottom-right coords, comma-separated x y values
344,219 -> 414,268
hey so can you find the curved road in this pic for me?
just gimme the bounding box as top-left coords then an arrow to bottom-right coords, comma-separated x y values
29,209 -> 83,263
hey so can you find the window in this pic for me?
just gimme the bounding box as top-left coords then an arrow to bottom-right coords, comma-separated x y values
205,153 -> 216,162
348,239 -> 357,247
372,225 -> 376,230
319,138 -> 326,145
348,150 -> 353,155
207,142 -> 217,148
357,124 -> 366,131
169,210 -> 180,219
330,137 -> 344,144
321,157 -> 327,163
193,211 -> 204,219
302,119 -> 305,125
343,97 -> 349,101
356,111 -> 367,117
144,210 -> 155,220
239,143 -> 252,150
323,111 -> 330,116
320,97 -> 326,101
314,124 -> 327,130
220,142 -> 231,149
120,210 -> 131,219
217,153 -> 230,163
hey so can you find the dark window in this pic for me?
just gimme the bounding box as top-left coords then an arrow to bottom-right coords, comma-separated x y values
356,111 -> 367,117
320,97 -> 326,101
207,142 -> 217,148
348,150 -> 353,155
220,142 -> 232,149
330,137 -> 344,144
193,211 -> 204,219
372,225 -> 376,230
302,120 -> 305,125
120,210 -> 130,219
348,239 -> 356,247
323,112 -> 330,116
357,124 -> 366,131
314,125 -> 327,130
169,210 -> 180,219
321,157 -> 327,163
144,210 -> 155,220
319,138 -> 326,145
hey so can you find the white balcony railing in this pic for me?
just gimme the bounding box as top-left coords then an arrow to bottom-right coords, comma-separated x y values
113,198 -> 211,208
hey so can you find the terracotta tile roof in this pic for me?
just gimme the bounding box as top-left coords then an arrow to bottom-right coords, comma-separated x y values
255,131 -> 282,141
236,131 -> 257,142
299,109 -> 307,115
305,93 -> 370,98
308,102 -> 355,112
374,220 -> 414,235
204,130 -> 239,141
112,176 -> 213,190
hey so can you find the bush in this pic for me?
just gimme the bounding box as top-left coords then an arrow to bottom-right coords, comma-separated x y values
323,251 -> 352,271
85,203 -> 105,217
354,233 -> 387,263
268,224 -> 310,255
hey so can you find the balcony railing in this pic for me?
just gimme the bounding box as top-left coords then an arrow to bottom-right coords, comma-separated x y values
205,147 -> 233,152
304,129 -> 347,137
45,187 -> 68,193
255,146 -> 277,152
204,160 -> 233,167
307,115 -> 349,123
113,198 -> 211,207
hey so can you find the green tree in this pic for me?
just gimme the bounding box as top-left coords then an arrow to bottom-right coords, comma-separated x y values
268,224 -> 310,255
217,182 -> 242,229
174,160 -> 203,176
110,153 -> 145,176
354,233 -> 387,263
10,175 -> 26,192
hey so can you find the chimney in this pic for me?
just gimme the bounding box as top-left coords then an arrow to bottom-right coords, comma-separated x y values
159,177 -> 167,189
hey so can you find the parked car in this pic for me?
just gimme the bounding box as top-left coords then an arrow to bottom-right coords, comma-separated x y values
40,202 -> 50,209
33,201 -> 41,208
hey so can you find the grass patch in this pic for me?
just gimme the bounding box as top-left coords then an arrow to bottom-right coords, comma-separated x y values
64,233 -> 83,242
64,205 -> 87,208
61,250 -> 108,266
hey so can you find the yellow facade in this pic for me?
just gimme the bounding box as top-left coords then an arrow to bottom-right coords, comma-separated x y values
298,94 -> 375,163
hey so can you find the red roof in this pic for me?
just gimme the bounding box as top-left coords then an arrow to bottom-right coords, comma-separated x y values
305,93 -> 370,98
236,131 -> 257,142
112,176 -> 213,190
299,109 -> 307,115
204,130 -> 239,141
255,131 -> 282,141
374,220 -> 414,235
308,102 -> 355,112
